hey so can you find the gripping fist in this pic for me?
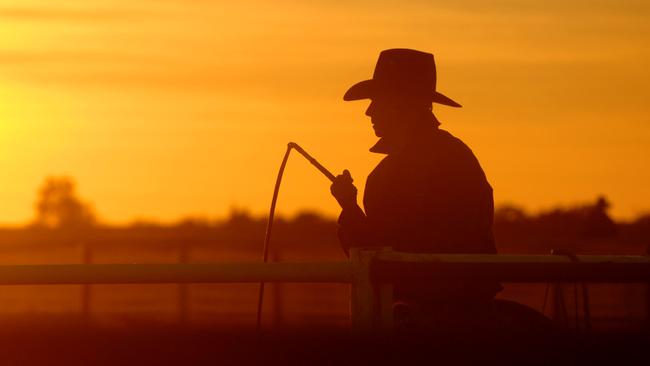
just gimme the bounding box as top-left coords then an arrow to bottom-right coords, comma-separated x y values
330,169 -> 358,210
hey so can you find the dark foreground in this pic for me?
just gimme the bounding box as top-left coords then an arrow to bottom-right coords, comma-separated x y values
0,324 -> 648,366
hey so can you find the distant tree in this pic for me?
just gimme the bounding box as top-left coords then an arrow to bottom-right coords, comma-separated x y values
33,176 -> 96,228
225,206 -> 255,227
581,195 -> 617,238
292,211 -> 327,226
494,204 -> 528,223
222,206 -> 265,244
175,217 -> 212,229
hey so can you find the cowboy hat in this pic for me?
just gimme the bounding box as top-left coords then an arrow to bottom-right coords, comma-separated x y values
343,48 -> 461,107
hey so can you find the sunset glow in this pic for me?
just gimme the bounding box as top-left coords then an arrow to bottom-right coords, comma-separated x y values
1,0 -> 649,224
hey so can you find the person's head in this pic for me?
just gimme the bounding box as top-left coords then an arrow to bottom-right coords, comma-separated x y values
365,95 -> 438,138
343,49 -> 460,139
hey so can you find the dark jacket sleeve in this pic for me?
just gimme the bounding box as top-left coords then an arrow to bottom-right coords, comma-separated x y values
336,204 -> 373,256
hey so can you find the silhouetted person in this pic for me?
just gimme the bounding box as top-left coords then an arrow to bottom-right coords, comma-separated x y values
331,49 -> 502,330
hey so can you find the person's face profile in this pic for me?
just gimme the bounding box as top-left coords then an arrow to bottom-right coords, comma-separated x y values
365,98 -> 402,137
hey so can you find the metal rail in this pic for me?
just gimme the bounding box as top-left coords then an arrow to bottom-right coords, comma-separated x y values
0,262 -> 354,285
371,253 -> 650,283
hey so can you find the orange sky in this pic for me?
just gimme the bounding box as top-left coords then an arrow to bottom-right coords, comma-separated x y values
1,0 -> 649,224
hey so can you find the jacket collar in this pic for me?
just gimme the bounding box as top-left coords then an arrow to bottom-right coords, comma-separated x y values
369,137 -> 391,154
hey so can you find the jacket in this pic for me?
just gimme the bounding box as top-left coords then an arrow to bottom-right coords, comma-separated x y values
338,127 -> 501,303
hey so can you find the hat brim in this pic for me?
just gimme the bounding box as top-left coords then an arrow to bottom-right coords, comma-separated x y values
343,79 -> 462,108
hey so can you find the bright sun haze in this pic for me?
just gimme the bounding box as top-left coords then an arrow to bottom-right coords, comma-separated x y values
1,0 -> 649,224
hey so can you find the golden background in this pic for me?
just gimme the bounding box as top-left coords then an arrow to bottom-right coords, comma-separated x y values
1,0 -> 649,224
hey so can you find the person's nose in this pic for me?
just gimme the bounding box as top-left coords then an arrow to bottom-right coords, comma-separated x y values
365,101 -> 375,117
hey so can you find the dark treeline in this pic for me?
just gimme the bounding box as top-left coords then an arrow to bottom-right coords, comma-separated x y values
494,196 -> 649,255
0,176 -> 648,258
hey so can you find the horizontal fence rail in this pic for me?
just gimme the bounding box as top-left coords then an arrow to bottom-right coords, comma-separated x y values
371,253 -> 650,283
0,262 -> 355,285
0,254 -> 647,285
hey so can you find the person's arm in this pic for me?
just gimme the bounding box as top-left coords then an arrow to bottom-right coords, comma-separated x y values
330,170 -> 370,256
337,203 -> 368,256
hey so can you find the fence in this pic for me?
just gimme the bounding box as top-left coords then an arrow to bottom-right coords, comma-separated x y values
0,247 -> 649,332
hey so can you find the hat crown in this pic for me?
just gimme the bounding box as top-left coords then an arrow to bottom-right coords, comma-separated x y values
372,48 -> 437,96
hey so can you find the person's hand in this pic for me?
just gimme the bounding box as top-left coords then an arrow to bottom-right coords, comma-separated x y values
330,169 -> 358,210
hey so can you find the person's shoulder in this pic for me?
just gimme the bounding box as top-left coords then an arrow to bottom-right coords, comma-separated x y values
431,128 -> 489,178
433,128 -> 475,156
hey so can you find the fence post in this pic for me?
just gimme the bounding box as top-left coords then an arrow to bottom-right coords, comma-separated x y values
272,247 -> 284,329
350,248 -> 374,333
82,240 -> 92,328
178,242 -> 189,326
350,247 -> 394,334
